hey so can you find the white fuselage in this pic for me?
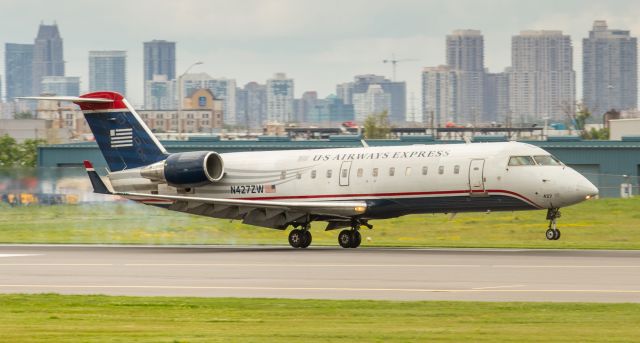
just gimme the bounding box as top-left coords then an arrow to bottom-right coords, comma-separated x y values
107,141 -> 598,219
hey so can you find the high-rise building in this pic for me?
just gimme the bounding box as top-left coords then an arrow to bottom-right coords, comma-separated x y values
266,73 -> 294,123
446,29 -> 484,125
242,82 -> 267,128
144,75 -> 176,110
32,23 -> 64,95
296,91 -> 318,123
143,40 -> 176,81
421,65 -> 458,126
5,43 -> 34,101
336,82 -> 354,105
350,75 -> 406,122
89,50 -> 127,95
583,20 -> 637,117
40,76 -> 80,97
181,73 -> 237,124
509,30 -> 575,123
484,72 -> 510,123
353,84 -> 392,123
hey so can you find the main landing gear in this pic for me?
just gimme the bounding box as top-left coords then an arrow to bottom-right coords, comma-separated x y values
288,224 -> 312,248
545,208 -> 561,240
338,220 -> 372,248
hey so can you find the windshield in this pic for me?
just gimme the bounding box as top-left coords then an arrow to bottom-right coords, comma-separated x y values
533,155 -> 562,166
508,156 -> 536,166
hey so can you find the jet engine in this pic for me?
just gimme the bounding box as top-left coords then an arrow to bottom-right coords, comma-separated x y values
140,151 -> 224,187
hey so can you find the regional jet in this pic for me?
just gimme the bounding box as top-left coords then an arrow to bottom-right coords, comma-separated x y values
21,92 -> 599,248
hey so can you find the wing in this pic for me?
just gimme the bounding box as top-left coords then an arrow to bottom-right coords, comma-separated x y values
121,191 -> 367,229
84,159 -> 366,229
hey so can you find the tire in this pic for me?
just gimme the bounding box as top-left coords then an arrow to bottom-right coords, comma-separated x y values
553,229 -> 561,240
288,229 -> 302,248
300,230 -> 312,248
545,228 -> 556,241
350,230 -> 362,248
338,230 -> 351,248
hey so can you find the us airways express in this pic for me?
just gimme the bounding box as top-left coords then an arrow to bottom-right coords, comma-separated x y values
22,92 -> 599,249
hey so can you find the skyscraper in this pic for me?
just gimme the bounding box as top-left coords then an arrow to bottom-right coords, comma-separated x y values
144,75 -> 176,110
41,76 -> 80,96
484,72 -> 510,123
5,43 -> 34,100
32,23 -> 64,95
350,75 -> 406,122
143,40 -> 176,81
243,82 -> 267,128
446,29 -> 484,125
421,65 -> 458,126
509,30 -> 575,123
266,73 -> 294,123
89,50 -> 127,95
353,84 -> 392,123
583,20 -> 637,117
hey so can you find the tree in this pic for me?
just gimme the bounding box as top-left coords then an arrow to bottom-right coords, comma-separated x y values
0,135 -> 19,167
363,111 -> 392,139
17,139 -> 47,167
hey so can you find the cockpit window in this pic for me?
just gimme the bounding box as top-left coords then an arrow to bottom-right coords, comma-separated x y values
533,155 -> 562,166
508,156 -> 536,166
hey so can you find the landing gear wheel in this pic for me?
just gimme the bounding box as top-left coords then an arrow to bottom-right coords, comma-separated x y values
553,229 -> 561,240
545,228 -> 556,241
288,229 -> 303,248
350,230 -> 362,248
338,230 -> 352,248
299,230 -> 312,248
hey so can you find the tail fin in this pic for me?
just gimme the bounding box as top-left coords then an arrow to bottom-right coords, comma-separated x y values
21,92 -> 168,171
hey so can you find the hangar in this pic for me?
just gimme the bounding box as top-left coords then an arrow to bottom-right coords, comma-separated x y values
37,135 -> 640,198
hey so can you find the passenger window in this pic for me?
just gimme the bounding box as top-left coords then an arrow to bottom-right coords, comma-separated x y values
438,166 -> 444,175
422,166 -> 428,175
454,165 -> 460,174
296,172 -> 302,179
508,156 -> 536,166
357,168 -> 363,177
326,170 -> 332,178
405,167 -> 412,176
372,168 -> 379,177
311,170 -> 316,179
533,155 -> 562,166
281,171 -> 286,180
389,167 -> 395,176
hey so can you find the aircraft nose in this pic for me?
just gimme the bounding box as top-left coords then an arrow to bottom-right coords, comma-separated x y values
576,177 -> 599,200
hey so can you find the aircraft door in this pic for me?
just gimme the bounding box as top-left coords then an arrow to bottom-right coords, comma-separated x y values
339,161 -> 352,186
469,159 -> 486,194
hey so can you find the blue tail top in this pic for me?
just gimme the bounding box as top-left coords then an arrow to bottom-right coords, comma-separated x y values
77,92 -> 168,172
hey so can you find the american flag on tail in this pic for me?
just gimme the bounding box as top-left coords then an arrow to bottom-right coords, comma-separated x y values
110,128 -> 133,148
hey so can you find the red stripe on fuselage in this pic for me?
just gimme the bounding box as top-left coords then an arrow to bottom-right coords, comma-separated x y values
232,189 -> 543,209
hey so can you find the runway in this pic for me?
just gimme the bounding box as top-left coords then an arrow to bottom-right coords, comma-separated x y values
1,245 -> 640,302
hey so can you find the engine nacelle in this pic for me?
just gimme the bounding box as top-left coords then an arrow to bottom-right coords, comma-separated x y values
140,151 -> 224,187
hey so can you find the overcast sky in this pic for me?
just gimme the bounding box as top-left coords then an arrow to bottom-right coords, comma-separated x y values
2,0 -> 639,108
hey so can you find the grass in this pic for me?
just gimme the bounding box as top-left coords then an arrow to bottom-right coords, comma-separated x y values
0,294 -> 639,342
1,197 -> 640,249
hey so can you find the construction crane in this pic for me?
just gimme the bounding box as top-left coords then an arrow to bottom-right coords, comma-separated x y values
382,54 -> 419,81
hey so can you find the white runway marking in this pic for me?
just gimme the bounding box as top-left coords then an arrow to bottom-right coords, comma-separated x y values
0,254 -> 41,258
473,284 -> 526,290
0,284 -> 639,294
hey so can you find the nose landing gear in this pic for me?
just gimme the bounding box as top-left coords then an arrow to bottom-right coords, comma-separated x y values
545,208 -> 561,240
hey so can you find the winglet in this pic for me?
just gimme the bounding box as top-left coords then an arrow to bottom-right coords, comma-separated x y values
84,160 -> 112,194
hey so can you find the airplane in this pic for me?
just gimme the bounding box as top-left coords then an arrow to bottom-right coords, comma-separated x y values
20,91 -> 599,249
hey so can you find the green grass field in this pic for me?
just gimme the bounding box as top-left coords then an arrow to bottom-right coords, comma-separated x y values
0,294 -> 638,342
1,197 -> 639,248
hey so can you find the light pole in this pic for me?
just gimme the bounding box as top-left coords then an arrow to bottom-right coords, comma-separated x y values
178,61 -> 203,140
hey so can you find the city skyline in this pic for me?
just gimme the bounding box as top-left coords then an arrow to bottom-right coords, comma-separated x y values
2,0 -> 640,107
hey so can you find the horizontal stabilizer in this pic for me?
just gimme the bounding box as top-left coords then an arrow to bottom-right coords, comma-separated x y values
83,160 -> 112,194
16,96 -> 114,103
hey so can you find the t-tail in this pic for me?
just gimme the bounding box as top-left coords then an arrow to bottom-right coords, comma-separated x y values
20,92 -> 168,171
